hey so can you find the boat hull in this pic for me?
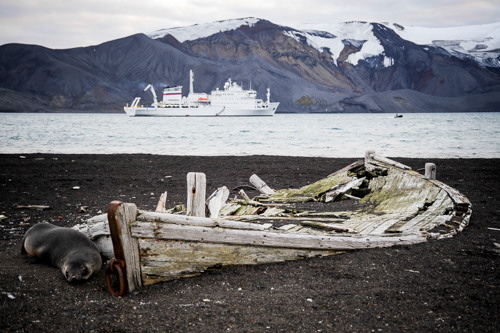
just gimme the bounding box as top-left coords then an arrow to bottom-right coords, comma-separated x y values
124,103 -> 279,117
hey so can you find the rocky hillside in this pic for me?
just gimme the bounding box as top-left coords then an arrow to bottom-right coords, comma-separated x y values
1,18 -> 499,113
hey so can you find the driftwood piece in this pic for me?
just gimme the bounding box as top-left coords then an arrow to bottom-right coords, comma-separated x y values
16,205 -> 50,210
206,186 -> 230,218
249,174 -> 275,195
155,192 -> 168,213
186,172 -> 206,217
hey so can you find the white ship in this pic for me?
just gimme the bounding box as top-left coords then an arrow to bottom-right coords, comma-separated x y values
123,70 -> 279,117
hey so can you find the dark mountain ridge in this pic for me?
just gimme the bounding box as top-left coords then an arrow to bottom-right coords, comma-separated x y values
1,18 -> 499,113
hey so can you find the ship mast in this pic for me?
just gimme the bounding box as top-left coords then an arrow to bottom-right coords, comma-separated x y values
189,70 -> 194,96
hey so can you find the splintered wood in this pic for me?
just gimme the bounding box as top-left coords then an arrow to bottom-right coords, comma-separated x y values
103,153 -> 471,291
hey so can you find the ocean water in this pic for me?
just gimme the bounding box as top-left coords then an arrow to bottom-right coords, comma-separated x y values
1,112 -> 499,158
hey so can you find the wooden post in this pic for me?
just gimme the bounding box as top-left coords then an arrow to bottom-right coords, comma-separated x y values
187,172 -> 206,217
365,150 -> 375,164
107,201 -> 142,294
425,163 -> 436,180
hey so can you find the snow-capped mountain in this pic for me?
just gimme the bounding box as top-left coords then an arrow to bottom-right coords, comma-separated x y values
148,18 -> 500,70
1,18 -> 499,113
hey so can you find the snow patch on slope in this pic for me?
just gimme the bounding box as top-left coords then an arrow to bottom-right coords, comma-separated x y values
147,17 -> 260,43
285,22 -> 390,67
384,22 -> 500,67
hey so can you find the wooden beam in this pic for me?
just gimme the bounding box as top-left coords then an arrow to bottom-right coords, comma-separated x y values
250,174 -> 275,195
131,222 -> 427,250
107,201 -> 142,293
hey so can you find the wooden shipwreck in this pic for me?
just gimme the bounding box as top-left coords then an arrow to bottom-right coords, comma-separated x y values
88,152 -> 471,296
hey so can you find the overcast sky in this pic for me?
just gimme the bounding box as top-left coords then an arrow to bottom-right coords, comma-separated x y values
1,0 -> 498,49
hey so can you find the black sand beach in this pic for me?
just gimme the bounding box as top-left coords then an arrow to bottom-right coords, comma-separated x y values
1,154 -> 499,332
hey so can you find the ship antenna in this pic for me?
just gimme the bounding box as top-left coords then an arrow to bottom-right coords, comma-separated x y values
189,70 -> 194,96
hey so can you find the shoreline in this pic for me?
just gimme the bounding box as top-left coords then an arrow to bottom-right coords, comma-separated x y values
1,154 -> 499,331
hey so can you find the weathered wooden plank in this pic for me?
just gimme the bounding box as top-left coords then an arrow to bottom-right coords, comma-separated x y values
224,215 -> 349,223
263,170 -> 353,202
324,177 -> 365,202
300,221 -> 357,233
136,211 -> 272,231
279,224 -> 297,231
206,186 -> 230,218
430,179 -> 471,207
327,159 -> 364,178
370,154 -> 412,170
138,239 -> 342,285
260,207 -> 286,216
186,172 -> 206,217
250,174 -> 275,195
72,213 -> 114,259
361,214 -> 414,235
391,192 -> 453,233
362,167 -> 434,215
234,205 -> 262,216
130,222 -> 427,250
219,203 -> 241,216
259,196 -> 316,203
294,212 -> 352,219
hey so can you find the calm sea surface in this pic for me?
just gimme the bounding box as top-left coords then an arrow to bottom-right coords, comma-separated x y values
1,112 -> 499,158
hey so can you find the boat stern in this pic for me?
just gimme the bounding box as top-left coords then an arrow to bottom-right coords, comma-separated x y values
124,97 -> 141,116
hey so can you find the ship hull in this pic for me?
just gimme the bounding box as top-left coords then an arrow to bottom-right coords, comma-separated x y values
124,103 -> 279,117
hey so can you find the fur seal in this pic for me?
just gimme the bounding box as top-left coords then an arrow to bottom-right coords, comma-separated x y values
21,223 -> 102,282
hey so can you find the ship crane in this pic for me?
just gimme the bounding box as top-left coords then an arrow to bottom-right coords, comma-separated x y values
144,84 -> 158,107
